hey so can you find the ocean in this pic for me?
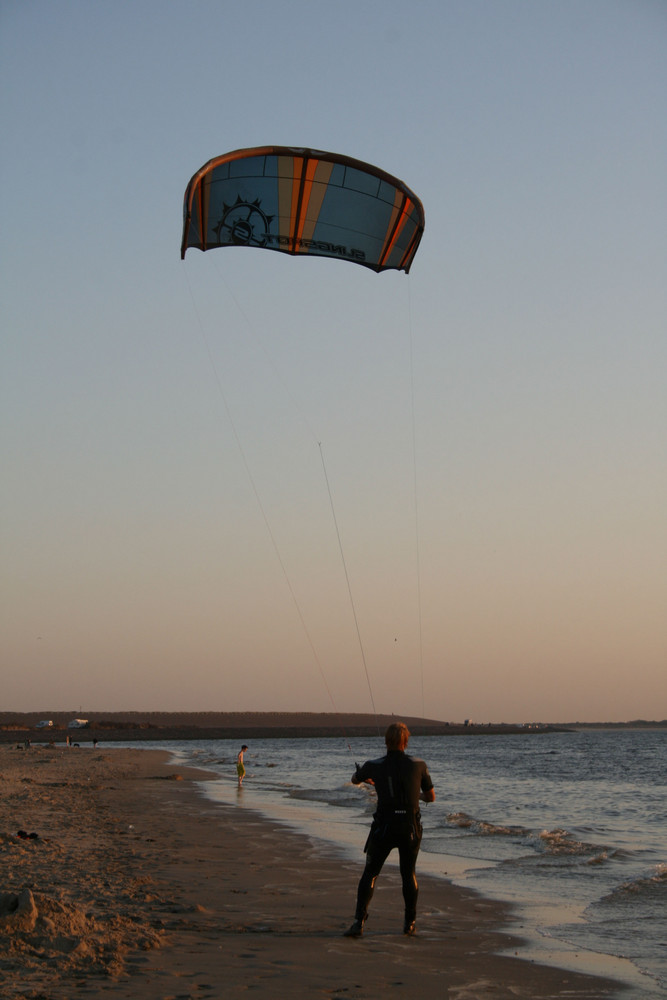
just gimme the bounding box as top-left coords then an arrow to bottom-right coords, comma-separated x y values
135,729 -> 666,997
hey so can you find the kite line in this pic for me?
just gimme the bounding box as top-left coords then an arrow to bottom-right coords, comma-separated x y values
407,280 -> 426,719
183,261 -> 366,747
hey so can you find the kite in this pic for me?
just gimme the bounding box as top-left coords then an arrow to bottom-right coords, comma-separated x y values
181,146 -> 424,273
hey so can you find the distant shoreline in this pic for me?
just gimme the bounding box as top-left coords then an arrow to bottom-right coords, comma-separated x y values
0,725 -> 569,744
2,711 -> 664,745
0,710 -> 579,743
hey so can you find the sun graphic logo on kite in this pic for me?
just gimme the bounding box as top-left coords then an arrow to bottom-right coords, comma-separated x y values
213,196 -> 274,248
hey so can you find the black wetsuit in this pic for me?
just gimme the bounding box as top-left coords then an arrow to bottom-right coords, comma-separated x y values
353,750 -> 434,926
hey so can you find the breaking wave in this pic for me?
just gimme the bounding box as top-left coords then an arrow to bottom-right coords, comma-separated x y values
446,812 -> 529,837
597,863 -> 667,906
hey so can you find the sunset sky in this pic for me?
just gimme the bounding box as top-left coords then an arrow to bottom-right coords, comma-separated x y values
2,1 -> 665,722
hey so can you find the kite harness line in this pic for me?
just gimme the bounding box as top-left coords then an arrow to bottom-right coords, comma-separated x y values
318,442 -> 379,725
407,280 -> 426,720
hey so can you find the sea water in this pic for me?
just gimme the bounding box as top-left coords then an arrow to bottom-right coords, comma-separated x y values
130,729 -> 666,997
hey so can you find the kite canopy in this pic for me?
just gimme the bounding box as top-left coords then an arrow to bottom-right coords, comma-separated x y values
181,146 -> 424,273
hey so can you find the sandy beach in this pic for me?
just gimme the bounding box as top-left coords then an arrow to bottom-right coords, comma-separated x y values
0,744 -> 627,999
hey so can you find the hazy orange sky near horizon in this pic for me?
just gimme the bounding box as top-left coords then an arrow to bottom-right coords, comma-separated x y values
1,1 -> 665,722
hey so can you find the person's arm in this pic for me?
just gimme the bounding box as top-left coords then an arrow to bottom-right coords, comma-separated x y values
420,764 -> 435,803
351,761 -> 374,785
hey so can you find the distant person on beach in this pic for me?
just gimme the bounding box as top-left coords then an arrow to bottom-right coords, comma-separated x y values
344,722 -> 435,938
236,745 -> 248,787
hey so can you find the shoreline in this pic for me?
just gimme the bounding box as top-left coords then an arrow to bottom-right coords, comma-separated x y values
0,711 -> 572,745
0,744 -> 629,999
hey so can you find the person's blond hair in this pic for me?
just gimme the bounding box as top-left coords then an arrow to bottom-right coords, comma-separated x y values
385,722 -> 410,751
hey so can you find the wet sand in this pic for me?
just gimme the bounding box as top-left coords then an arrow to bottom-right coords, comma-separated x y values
0,744 -> 627,999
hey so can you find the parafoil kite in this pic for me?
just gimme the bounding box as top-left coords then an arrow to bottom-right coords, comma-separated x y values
181,146 -> 424,273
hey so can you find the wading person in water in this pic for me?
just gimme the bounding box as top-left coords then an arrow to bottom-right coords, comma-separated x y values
344,722 -> 435,938
236,745 -> 248,787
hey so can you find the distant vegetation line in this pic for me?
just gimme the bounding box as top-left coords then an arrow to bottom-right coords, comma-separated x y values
1,711 -> 664,730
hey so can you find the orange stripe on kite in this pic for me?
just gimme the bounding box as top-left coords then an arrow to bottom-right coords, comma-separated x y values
379,195 -> 413,269
378,190 -> 402,263
398,225 -> 422,271
295,158 -> 319,248
290,157 -> 304,245
296,158 -> 334,247
200,175 -> 211,251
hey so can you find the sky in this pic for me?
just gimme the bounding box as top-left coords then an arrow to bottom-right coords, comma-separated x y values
1,0 -> 665,722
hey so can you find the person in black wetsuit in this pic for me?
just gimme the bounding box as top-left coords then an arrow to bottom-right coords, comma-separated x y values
344,721 -> 435,938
